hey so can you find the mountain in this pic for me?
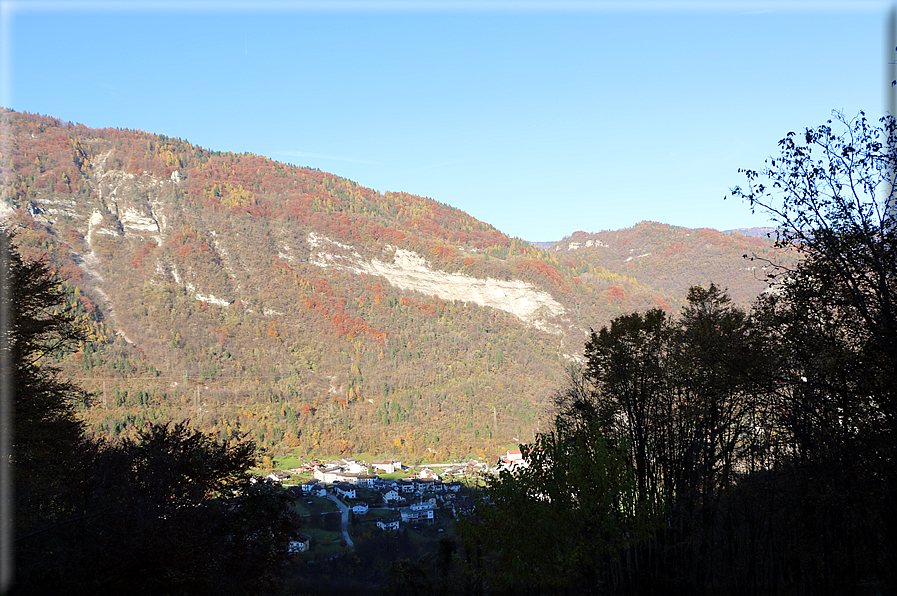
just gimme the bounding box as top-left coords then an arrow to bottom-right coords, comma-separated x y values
549,223 -> 798,308
726,226 -> 779,239
1,109 -> 791,460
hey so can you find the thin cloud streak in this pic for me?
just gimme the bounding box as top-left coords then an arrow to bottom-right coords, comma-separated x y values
275,151 -> 383,165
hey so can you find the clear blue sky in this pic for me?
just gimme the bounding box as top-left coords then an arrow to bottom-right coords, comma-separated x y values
1,1 -> 891,241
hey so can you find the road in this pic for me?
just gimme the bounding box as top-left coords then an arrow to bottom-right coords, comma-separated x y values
325,492 -> 354,548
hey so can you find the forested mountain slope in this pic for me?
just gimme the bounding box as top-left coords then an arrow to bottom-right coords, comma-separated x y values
550,222 -> 798,308
1,109 -> 787,459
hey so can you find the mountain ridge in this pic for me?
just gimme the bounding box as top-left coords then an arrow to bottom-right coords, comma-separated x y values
1,108 -> 792,459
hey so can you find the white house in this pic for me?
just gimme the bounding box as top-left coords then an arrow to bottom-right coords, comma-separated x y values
418,467 -> 439,480
333,471 -> 360,485
376,516 -> 401,531
288,535 -> 311,553
301,480 -> 320,493
505,449 -> 524,463
400,500 -> 436,523
381,488 -> 403,505
414,477 -> 439,492
371,459 -> 402,474
333,483 -> 356,500
497,449 -> 529,473
352,502 -> 369,515
314,465 -> 343,484
357,474 -> 378,488
339,459 -> 369,475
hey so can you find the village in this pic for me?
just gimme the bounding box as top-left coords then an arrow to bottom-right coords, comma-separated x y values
258,450 -> 528,558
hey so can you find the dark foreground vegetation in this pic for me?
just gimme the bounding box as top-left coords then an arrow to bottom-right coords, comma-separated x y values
7,111 -> 895,595
460,111 -> 897,595
5,230 -> 296,595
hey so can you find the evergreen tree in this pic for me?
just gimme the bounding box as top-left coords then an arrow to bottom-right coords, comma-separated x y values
2,228 -> 88,544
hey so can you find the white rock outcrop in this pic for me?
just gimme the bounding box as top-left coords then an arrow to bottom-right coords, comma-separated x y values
307,233 -> 566,332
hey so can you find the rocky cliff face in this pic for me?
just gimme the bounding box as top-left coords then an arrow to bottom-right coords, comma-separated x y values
306,233 -> 568,334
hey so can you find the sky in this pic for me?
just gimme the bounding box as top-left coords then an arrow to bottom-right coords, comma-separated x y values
1,1 -> 893,242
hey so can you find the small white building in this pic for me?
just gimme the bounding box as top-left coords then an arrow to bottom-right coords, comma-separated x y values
357,474 -> 378,488
288,535 -> 311,553
418,467 -> 439,480
333,483 -> 357,500
314,465 -> 343,484
352,502 -> 369,515
399,500 -> 436,523
381,488 -> 403,505
505,449 -> 524,463
333,471 -> 360,484
371,459 -> 402,474
377,516 -> 401,531
497,449 -> 529,473
339,459 -> 369,475
301,480 -> 321,493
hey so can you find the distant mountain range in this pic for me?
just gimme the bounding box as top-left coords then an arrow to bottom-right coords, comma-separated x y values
0,108 -> 796,460
725,227 -> 779,239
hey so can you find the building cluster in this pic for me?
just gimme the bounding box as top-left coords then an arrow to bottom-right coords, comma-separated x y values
270,454 -> 513,555
281,457 -> 475,533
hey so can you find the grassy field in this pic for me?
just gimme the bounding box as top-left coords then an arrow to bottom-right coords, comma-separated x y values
377,470 -> 414,480
275,455 -> 306,469
362,507 -> 400,520
290,496 -> 339,516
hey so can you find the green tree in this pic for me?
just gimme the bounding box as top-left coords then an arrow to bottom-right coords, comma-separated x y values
463,390 -> 657,594
581,308 -> 672,517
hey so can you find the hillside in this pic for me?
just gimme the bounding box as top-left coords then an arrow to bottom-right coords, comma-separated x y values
550,223 -> 797,308
1,108 -> 788,459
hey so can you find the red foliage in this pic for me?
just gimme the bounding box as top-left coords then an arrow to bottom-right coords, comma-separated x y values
131,241 -> 157,269
605,285 -> 627,304
515,259 -> 566,290
432,245 -> 457,260
664,242 -> 684,256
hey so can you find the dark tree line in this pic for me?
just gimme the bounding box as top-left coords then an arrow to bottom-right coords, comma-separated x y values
462,112 -> 897,595
3,229 -> 295,595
